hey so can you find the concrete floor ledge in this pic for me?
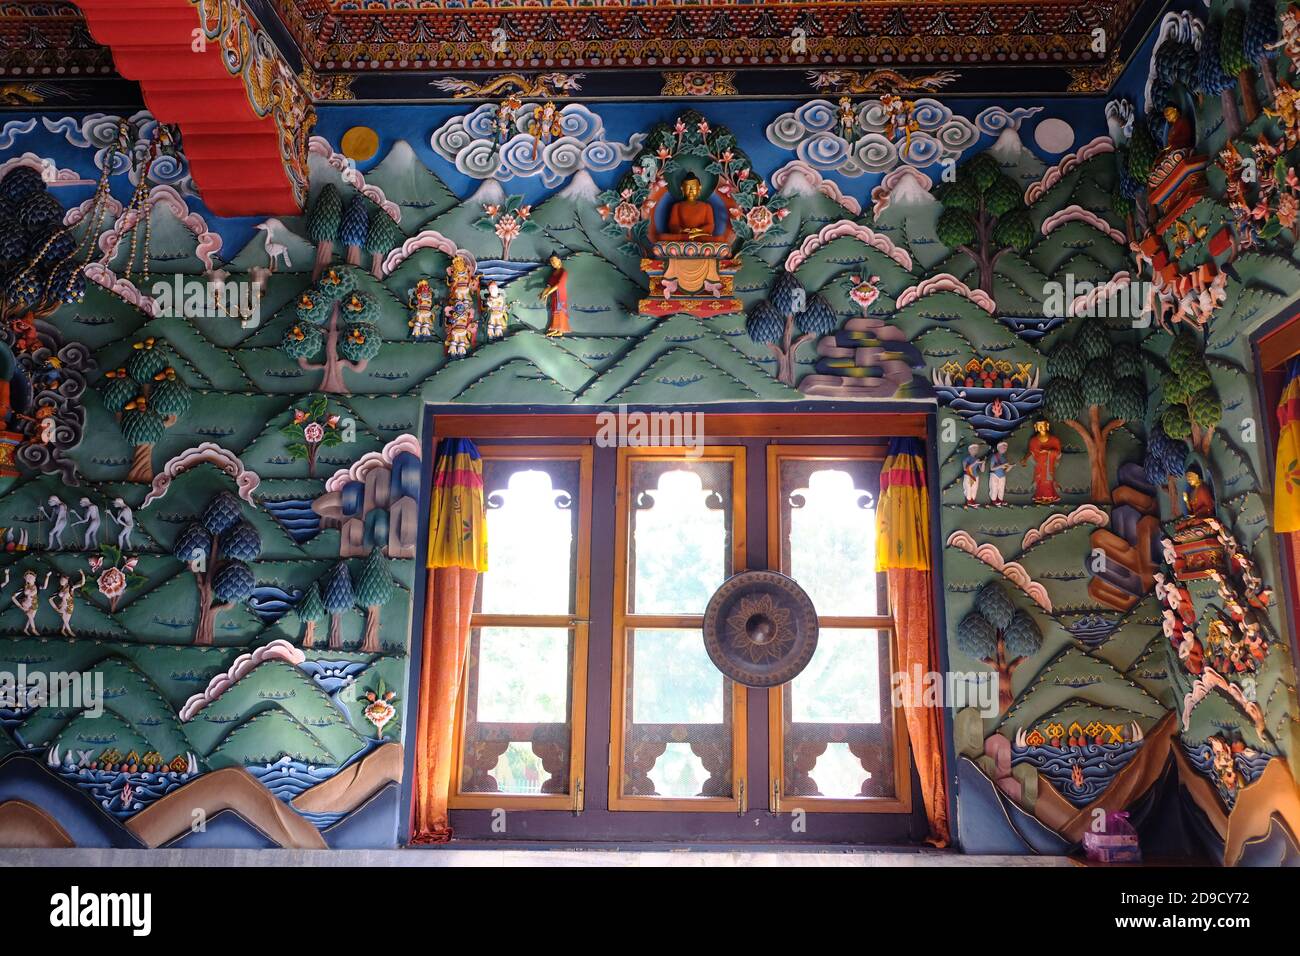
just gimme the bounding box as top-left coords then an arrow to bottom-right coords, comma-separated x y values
0,847 -> 1073,867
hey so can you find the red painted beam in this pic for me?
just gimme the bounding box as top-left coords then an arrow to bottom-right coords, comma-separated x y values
73,0 -> 304,217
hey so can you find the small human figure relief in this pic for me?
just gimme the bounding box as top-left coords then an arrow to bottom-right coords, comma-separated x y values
47,571 -> 84,638
837,96 -> 857,143
1207,734 -> 1242,795
1020,419 -> 1062,505
986,441 -> 1016,507
1155,571 -> 1204,674
442,255 -> 480,358
12,569 -> 46,636
71,497 -> 101,551
961,443 -> 985,508
879,94 -> 920,149
528,100 -> 562,158
1218,145 -> 1258,252
481,280 -> 510,340
495,94 -> 522,145
108,498 -> 134,551
407,278 -> 437,341
1267,81 -> 1300,149
539,254 -> 570,337
40,496 -> 68,550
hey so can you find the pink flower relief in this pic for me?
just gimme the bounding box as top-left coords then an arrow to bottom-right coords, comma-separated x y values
721,149 -> 735,164
729,206 -> 743,219
483,203 -> 500,217
776,207 -> 790,220
292,409 -> 308,424
756,182 -> 768,198
495,213 -> 522,242
613,201 -> 640,228
303,422 -> 325,444
657,146 -> 672,161
697,120 -> 710,136
736,168 -> 749,180
326,414 -> 341,428
518,205 -> 532,220
746,204 -> 774,236
621,188 -> 633,199
674,120 -> 686,136
97,567 -> 126,610
88,555 -> 103,573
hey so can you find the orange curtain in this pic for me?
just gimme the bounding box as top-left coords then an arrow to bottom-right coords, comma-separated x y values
411,566 -> 478,843
877,438 -> 950,847
411,438 -> 488,844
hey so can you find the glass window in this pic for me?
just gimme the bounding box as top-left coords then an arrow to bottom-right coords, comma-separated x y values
453,448 -> 591,810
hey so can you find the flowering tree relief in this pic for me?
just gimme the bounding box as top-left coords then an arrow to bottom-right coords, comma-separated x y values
476,195 -> 539,260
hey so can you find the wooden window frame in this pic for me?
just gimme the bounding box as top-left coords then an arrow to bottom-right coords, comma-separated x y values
449,444 -> 593,812
764,444 -> 912,814
608,444 -> 750,812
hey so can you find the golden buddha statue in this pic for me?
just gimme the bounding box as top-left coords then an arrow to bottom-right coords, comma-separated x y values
661,173 -> 716,241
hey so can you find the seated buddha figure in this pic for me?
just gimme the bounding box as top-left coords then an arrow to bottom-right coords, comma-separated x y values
660,173 -> 716,242
1183,465 -> 1216,519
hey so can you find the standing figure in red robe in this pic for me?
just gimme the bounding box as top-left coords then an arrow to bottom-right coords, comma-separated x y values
539,254 -> 569,337
1020,419 -> 1062,504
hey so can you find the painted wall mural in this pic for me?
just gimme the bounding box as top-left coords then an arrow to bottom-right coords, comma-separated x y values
0,3 -> 1299,860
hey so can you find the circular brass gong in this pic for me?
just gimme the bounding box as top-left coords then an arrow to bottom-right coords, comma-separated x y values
702,570 -> 818,687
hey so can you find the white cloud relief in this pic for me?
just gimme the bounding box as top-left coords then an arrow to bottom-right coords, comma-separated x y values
430,103 -> 645,187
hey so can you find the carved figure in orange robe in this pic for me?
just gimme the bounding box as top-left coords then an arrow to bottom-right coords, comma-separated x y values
1183,467 -> 1215,518
1020,419 -> 1062,504
539,254 -> 569,337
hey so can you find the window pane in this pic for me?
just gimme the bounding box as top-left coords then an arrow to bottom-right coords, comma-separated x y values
791,629 -> 881,724
624,628 -> 734,798
629,458 -> 733,615
479,459 -> 579,615
461,627 -> 573,795
780,457 -> 886,616
783,628 -> 896,800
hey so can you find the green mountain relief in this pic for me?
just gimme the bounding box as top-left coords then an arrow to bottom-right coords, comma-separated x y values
206,708 -> 338,768
18,656 -> 191,760
999,644 -> 1168,737
793,235 -> 919,293
185,660 -> 364,762
454,358 -> 580,404
577,314 -> 795,405
359,140 -> 459,221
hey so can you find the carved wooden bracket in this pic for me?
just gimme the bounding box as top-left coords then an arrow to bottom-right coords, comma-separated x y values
73,0 -> 313,216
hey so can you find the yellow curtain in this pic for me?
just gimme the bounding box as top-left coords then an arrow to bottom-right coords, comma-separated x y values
427,437 -> 488,572
1275,357 -> 1300,532
877,438 -> 950,847
877,439 -> 931,573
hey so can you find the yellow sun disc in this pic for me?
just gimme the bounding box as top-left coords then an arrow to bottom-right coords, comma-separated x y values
340,126 -> 379,163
